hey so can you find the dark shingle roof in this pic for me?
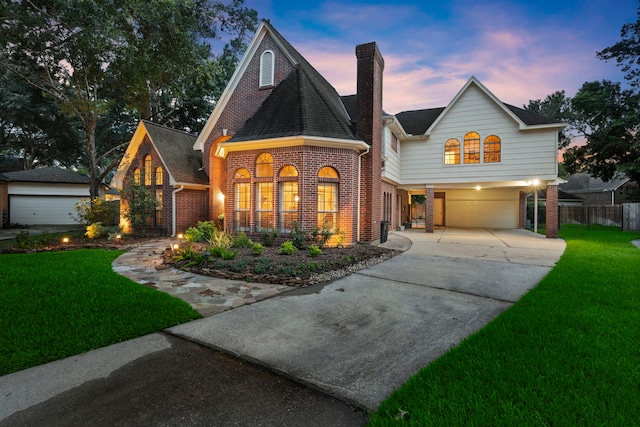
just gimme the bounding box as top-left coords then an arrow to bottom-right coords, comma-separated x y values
395,108 -> 446,135
143,121 -> 208,185
1,166 -> 90,184
229,20 -> 355,143
504,104 -> 564,126
560,172 -> 630,193
230,66 -> 357,142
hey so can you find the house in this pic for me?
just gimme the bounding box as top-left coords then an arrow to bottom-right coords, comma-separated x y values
0,167 -> 101,226
531,189 -> 584,206
560,172 -> 637,205
112,19 -> 566,243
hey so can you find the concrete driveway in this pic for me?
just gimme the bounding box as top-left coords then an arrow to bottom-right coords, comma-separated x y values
169,227 -> 566,410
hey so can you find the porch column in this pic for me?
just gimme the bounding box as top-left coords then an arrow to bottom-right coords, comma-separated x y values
425,186 -> 434,233
546,184 -> 559,239
519,191 -> 527,228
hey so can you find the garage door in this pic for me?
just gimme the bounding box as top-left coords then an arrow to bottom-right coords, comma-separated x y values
9,196 -> 82,225
446,200 -> 518,228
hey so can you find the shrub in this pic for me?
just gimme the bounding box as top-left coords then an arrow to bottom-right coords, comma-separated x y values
184,227 -> 203,243
279,241 -> 298,255
228,259 -> 247,272
121,183 -> 159,236
38,231 -> 54,246
196,221 -> 217,242
208,230 -> 232,248
232,231 -> 253,248
173,245 -> 199,262
259,228 -> 279,247
73,196 -> 117,226
252,242 -> 264,256
308,245 -> 323,257
219,247 -> 238,260
85,222 -> 106,239
311,227 -> 333,248
289,222 -> 308,249
13,231 -> 31,249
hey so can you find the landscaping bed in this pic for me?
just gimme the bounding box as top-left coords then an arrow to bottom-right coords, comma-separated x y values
164,243 -> 398,287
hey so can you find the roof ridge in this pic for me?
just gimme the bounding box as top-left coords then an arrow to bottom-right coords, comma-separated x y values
141,119 -> 198,137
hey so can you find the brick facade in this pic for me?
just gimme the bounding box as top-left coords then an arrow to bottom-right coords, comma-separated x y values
545,184 -> 558,238
519,191 -> 527,228
425,187 -> 434,233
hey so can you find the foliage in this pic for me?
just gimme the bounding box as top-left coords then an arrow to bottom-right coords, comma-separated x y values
208,229 -> 232,248
232,231 -> 253,248
219,247 -> 238,260
184,227 -> 203,243
173,244 -> 206,265
121,182 -> 159,236
597,5 -> 640,88
310,227 -> 333,248
279,241 -> 298,255
13,231 -> 31,249
563,80 -> 640,196
308,245 -> 323,257
0,0 -> 257,196
411,194 -> 426,204
0,249 -> 200,376
85,222 -> 106,239
289,222 -> 309,249
259,228 -> 279,247
252,242 -> 264,256
73,196 -> 118,226
525,90 -> 574,149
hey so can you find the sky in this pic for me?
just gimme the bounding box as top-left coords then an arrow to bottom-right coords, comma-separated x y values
240,0 -> 638,114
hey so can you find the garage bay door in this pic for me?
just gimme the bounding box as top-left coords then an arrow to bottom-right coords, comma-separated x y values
446,200 -> 518,228
9,196 -> 81,225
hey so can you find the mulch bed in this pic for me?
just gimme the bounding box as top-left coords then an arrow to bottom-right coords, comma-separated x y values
164,243 -> 398,287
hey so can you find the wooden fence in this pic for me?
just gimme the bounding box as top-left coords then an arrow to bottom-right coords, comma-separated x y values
623,203 -> 640,231
556,204 -> 640,231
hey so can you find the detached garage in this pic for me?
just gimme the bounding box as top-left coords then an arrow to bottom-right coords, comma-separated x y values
1,167 -> 93,226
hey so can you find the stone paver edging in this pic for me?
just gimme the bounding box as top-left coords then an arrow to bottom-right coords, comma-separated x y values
111,239 -> 294,317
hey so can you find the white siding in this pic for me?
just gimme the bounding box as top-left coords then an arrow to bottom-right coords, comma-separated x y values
382,127 -> 402,183
8,182 -> 91,197
400,84 -> 558,186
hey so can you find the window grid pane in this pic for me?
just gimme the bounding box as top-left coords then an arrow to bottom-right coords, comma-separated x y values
256,153 -> 273,177
444,139 -> 460,165
317,183 -> 337,229
464,132 -> 480,164
234,183 -> 250,231
279,181 -> 298,232
256,182 -> 273,231
484,135 -> 501,163
144,156 -> 152,185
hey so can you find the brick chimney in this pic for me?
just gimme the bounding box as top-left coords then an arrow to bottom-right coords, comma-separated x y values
356,42 -> 384,242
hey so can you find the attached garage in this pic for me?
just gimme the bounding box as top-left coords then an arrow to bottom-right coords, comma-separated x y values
443,188 -> 519,229
1,167 -> 93,226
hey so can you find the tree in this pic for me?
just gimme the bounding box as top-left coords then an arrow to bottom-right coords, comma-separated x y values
0,0 -> 257,195
598,4 -> 640,88
525,90 -> 574,150
563,80 -> 640,194
121,182 -> 160,236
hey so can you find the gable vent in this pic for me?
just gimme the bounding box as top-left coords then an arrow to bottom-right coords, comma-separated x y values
260,50 -> 274,87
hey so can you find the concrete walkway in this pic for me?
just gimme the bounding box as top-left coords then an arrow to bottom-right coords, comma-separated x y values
0,227 -> 565,424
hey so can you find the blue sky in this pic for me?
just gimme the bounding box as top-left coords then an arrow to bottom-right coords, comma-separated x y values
242,0 -> 638,114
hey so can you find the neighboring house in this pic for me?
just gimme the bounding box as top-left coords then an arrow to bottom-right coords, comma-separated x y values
0,167 -> 98,226
560,172 -> 637,205
531,189 -> 584,206
113,20 -> 566,242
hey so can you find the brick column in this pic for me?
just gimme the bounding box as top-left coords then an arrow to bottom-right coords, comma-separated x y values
425,187 -> 434,233
546,184 -> 558,238
519,191 -> 527,228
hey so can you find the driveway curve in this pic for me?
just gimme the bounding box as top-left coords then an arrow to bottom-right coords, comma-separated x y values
169,227 -> 565,410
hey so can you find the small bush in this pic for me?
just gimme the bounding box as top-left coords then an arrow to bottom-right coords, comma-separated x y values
252,242 -> 264,256
173,244 -> 199,261
85,222 -> 106,239
13,231 -> 31,249
311,227 -> 333,248
232,231 -> 253,248
251,257 -> 273,274
259,229 -> 279,247
208,230 -> 232,248
308,245 -> 323,257
196,221 -> 218,242
38,231 -> 54,246
228,259 -> 248,272
219,247 -> 238,260
279,241 -> 298,255
184,227 -> 203,243
208,246 -> 226,258
289,222 -> 308,249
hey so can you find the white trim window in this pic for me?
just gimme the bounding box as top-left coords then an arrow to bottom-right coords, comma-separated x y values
259,50 -> 274,88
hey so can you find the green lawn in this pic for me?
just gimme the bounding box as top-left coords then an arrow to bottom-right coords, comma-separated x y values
368,229 -> 640,426
0,249 -> 201,376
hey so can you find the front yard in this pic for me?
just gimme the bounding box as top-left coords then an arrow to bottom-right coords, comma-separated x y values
368,229 -> 640,426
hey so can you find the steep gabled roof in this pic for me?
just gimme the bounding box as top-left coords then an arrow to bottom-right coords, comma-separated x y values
112,121 -> 207,189
195,19 -> 354,150
142,121 -> 208,185
1,166 -> 90,184
560,172 -> 630,193
395,108 -> 446,136
504,104 -> 564,126
230,66 -> 357,142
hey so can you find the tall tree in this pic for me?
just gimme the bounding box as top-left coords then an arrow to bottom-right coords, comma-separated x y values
0,0 -> 257,196
563,80 -> 640,193
598,4 -> 640,88
525,90 -> 574,150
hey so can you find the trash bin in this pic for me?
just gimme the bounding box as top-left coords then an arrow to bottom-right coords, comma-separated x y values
380,220 -> 389,243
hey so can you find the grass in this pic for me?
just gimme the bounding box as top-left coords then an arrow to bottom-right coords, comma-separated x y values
368,229 -> 640,426
0,249 -> 201,376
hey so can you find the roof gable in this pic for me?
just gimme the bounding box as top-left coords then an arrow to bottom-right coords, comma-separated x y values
230,66 -> 356,142
112,121 -> 207,189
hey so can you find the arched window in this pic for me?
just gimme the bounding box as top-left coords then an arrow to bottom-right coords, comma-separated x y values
133,168 -> 141,185
259,50 -> 274,88
234,168 -> 251,231
144,155 -> 152,185
318,167 -> 339,230
444,138 -> 460,165
255,153 -> 274,231
484,135 -> 501,163
279,166 -> 298,232
155,167 -> 163,186
463,132 -> 480,164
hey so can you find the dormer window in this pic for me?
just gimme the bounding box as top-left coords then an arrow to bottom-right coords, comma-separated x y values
260,50 -> 274,87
